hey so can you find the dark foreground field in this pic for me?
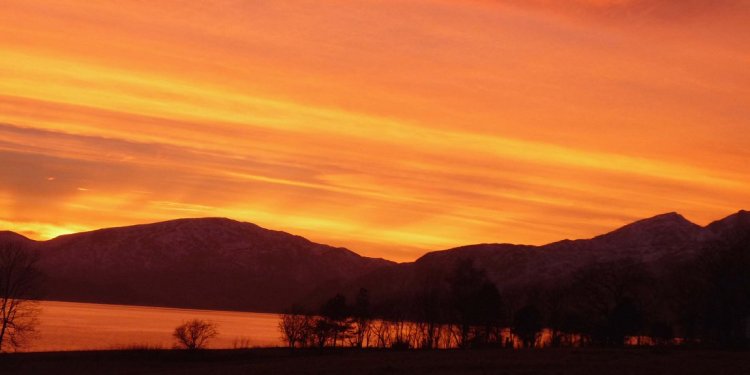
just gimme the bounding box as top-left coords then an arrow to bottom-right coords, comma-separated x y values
2,348 -> 749,375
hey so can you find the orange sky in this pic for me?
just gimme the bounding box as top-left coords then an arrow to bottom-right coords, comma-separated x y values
1,0 -> 749,261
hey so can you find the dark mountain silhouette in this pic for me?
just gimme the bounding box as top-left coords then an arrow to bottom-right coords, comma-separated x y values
333,211 -> 749,306
705,209 -> 750,240
0,230 -> 32,244
1,211 -> 747,312
4,218 -> 393,311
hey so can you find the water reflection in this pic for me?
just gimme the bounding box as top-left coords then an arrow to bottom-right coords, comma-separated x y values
27,301 -> 663,352
28,301 -> 282,352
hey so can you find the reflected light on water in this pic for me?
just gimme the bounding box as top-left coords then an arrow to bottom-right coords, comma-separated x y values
28,301 -> 282,352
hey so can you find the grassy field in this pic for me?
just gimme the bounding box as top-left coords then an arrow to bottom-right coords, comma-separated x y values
2,347 -> 749,375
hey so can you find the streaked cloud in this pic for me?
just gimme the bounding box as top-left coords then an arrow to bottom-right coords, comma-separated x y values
0,0 -> 748,261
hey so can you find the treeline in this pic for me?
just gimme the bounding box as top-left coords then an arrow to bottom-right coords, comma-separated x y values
280,236 -> 750,349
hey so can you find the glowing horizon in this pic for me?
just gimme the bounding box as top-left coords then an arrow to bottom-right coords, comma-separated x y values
1,0 -> 749,261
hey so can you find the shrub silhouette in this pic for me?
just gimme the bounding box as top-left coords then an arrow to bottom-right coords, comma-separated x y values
173,319 -> 218,350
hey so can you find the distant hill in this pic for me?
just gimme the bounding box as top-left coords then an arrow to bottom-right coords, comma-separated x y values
1,211 -> 747,312
331,211 -> 750,306
2,218 -> 393,312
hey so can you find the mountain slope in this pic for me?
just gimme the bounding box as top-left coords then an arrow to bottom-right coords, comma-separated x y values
1,211 -> 747,312
341,211 -> 745,305
13,218 -> 393,312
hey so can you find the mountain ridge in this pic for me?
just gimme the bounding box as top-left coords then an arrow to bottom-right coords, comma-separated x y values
321,210 -> 750,308
8,210 -> 745,262
1,210 -> 747,312
6,217 -> 393,312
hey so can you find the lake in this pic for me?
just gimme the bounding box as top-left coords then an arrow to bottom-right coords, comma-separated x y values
25,301 -> 282,352
20,301 -> 652,352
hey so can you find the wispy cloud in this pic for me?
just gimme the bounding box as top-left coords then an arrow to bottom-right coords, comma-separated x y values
0,0 -> 748,261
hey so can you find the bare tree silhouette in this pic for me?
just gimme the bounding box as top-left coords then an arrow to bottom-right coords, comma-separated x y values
173,319 -> 218,350
567,260 -> 653,346
318,294 -> 350,348
0,243 -> 42,352
279,305 -> 313,348
274,230 -> 750,350
351,288 -> 372,348
513,304 -> 542,348
447,259 -> 505,348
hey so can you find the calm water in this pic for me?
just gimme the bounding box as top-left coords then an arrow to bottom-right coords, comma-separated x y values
27,301 -> 282,352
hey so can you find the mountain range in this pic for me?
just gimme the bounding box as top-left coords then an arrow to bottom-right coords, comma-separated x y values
1,211 -> 748,312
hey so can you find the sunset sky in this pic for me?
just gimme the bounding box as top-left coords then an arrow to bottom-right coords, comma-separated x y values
1,0 -> 749,261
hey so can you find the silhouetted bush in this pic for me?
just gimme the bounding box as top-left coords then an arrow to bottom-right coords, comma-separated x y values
173,319 -> 218,350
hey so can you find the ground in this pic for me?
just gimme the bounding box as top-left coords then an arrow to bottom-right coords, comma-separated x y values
2,348 -> 749,374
